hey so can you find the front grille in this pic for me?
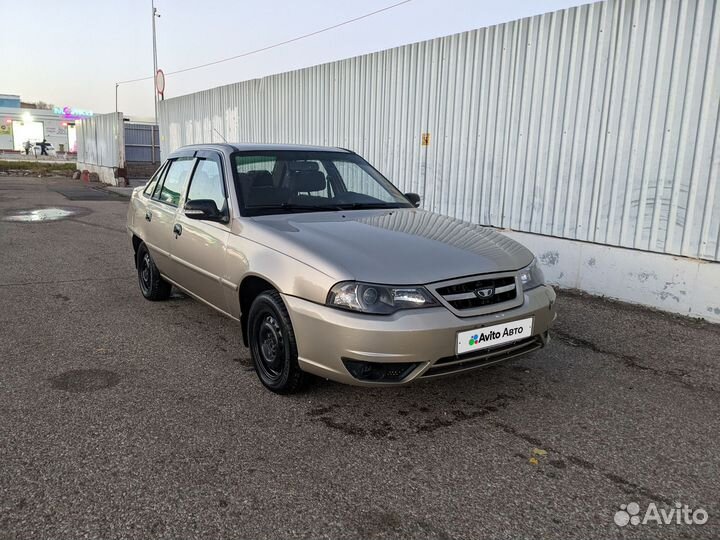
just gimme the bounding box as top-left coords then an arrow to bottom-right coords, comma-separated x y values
421,336 -> 542,377
435,275 -> 516,310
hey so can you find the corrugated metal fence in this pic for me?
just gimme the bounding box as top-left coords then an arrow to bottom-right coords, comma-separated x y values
159,0 -> 720,261
76,112 -> 124,168
124,123 -> 160,163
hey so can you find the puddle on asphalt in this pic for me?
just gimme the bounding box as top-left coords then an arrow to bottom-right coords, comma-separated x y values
3,207 -> 78,222
49,369 -> 120,393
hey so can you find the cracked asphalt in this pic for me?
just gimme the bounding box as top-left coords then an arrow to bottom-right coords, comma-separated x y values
1,176 -> 719,539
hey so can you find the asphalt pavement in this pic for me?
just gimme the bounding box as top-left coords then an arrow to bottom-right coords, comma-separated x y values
1,176 -> 718,539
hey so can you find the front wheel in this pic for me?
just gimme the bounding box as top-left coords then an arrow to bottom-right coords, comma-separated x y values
248,290 -> 306,394
136,243 -> 171,301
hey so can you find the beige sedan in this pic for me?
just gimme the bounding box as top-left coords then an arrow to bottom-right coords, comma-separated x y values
127,143 -> 556,393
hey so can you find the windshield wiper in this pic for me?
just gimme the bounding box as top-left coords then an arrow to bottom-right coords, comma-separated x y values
247,203 -> 344,212
336,202 -> 405,210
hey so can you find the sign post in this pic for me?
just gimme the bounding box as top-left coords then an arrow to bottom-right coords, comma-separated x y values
152,68 -> 165,164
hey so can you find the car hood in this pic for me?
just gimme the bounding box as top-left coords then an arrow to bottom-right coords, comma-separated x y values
249,209 -> 534,284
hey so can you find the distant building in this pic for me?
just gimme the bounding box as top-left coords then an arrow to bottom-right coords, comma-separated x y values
0,94 -> 94,154
0,95 -> 21,108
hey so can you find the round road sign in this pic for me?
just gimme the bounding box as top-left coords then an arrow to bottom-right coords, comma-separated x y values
155,69 -> 165,96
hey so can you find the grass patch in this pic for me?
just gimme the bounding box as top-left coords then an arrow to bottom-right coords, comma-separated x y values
0,160 -> 77,176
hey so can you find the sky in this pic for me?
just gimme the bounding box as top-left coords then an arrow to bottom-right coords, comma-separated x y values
1,0 -> 591,120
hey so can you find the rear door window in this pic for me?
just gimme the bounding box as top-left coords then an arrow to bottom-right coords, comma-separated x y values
154,157 -> 195,206
144,161 -> 168,197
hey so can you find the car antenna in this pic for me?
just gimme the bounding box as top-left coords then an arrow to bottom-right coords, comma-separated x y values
212,128 -> 228,143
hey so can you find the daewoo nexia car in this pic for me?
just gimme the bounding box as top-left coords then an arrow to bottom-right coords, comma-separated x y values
127,144 -> 556,393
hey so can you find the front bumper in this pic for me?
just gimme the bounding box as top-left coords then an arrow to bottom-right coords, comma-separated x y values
283,285 -> 557,386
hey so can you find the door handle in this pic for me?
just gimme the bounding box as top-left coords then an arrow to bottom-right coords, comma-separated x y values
145,211 -> 152,222
173,223 -> 183,238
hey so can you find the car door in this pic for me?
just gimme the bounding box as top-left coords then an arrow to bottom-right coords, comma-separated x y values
143,155 -> 196,280
170,150 -> 231,312
134,159 -> 167,258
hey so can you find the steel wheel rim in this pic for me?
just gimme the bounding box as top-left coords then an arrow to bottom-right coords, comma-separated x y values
254,312 -> 284,380
139,252 -> 152,294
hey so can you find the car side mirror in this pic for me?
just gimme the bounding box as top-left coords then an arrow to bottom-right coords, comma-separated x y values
404,192 -> 421,208
184,199 -> 228,222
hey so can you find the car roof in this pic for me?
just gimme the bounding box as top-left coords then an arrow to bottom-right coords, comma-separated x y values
167,143 -> 352,159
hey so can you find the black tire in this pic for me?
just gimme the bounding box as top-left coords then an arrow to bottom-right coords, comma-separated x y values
248,290 -> 306,394
136,243 -> 171,301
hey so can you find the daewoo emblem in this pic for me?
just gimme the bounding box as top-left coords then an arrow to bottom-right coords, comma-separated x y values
474,286 -> 495,298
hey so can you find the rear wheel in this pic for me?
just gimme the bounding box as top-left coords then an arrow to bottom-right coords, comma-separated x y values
248,290 -> 306,394
136,243 -> 171,301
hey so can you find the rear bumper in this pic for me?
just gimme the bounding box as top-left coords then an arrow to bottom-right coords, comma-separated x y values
283,285 -> 557,386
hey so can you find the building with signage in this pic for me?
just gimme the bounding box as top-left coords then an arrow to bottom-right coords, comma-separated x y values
0,94 -> 94,154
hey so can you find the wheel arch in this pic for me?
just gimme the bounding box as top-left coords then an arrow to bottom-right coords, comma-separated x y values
239,274 -> 279,346
131,234 -> 143,267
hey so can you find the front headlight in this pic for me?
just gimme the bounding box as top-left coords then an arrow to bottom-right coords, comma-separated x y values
518,259 -> 545,291
327,282 -> 438,314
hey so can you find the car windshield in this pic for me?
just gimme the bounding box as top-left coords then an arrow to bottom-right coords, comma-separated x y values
231,150 -> 413,216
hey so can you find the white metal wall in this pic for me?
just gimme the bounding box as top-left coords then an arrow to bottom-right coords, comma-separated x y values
159,0 -> 720,262
76,112 -> 124,168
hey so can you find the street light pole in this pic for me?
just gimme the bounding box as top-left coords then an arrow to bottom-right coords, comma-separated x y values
151,0 -> 160,163
115,83 -> 119,117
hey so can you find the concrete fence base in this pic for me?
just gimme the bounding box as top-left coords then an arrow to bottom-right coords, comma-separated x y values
126,161 -> 160,180
503,230 -> 720,323
76,162 -> 126,186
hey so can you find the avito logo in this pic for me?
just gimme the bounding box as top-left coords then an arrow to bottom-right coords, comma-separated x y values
614,502 -> 708,527
468,325 -> 524,347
